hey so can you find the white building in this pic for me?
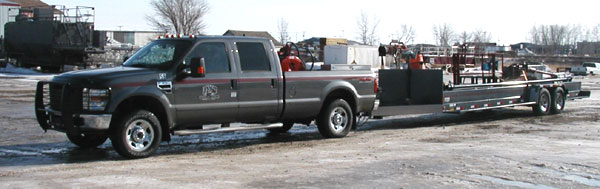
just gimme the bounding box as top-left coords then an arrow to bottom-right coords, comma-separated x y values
0,0 -> 19,37
103,30 -> 165,48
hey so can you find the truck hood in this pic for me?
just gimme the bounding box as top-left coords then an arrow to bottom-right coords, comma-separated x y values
52,66 -> 160,86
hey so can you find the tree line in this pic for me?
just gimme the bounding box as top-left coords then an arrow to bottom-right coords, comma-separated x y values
143,1 -> 600,55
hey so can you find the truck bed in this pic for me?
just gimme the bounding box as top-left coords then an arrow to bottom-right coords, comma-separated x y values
281,70 -> 377,119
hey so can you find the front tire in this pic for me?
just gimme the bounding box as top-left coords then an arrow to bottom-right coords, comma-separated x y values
317,99 -> 354,138
550,88 -> 566,114
66,132 -> 108,148
110,110 -> 162,159
533,88 -> 551,115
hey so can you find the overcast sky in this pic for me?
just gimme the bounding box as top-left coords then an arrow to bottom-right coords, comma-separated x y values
43,0 -> 599,45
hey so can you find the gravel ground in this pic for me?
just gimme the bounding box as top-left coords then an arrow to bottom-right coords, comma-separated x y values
0,73 -> 599,188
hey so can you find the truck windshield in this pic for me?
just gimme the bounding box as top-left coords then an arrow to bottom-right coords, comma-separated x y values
123,40 -> 191,68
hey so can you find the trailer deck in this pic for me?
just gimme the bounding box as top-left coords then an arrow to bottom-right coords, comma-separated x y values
372,69 -> 590,117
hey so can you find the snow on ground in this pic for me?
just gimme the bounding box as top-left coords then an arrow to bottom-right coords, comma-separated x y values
0,64 -> 55,82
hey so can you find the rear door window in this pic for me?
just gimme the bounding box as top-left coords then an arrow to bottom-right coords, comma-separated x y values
236,42 -> 271,71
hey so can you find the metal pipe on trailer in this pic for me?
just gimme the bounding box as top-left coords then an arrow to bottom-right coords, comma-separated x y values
450,78 -> 571,89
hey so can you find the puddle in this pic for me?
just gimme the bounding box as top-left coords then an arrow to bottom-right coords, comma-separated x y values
562,175 -> 600,187
40,148 -> 68,154
530,163 -> 600,187
0,149 -> 42,156
469,174 -> 555,189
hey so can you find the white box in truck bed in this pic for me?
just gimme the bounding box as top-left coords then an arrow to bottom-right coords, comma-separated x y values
324,45 -> 380,69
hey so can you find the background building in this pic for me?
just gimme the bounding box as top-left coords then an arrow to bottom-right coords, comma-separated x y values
102,30 -> 164,49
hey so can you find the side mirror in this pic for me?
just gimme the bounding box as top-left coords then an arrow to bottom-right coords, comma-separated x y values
190,57 -> 206,77
123,55 -> 129,63
174,63 -> 190,81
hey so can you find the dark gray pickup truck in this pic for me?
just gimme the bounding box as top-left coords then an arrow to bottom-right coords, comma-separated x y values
35,36 -> 377,158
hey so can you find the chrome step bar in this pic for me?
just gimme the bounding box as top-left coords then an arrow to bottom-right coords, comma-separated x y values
174,123 -> 283,136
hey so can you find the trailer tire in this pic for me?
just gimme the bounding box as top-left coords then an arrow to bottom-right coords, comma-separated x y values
66,133 -> 108,148
533,88 -> 551,115
550,88 -> 566,114
110,110 -> 162,159
317,99 -> 354,138
268,122 -> 294,133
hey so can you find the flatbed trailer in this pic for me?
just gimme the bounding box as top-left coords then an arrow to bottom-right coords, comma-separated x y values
372,69 -> 590,117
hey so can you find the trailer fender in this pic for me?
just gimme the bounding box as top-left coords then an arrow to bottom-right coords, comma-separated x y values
528,86 -> 544,103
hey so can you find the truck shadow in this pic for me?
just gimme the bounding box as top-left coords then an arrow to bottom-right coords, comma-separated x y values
0,130 -> 324,167
0,108 -> 554,167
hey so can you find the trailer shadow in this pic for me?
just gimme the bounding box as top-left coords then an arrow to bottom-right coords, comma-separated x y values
0,108 -> 551,167
357,108 -> 541,132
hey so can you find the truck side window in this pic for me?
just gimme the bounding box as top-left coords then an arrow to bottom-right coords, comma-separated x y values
237,42 -> 271,71
186,42 -> 231,73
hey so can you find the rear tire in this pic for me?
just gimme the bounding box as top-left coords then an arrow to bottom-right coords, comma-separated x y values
66,133 -> 108,148
317,99 -> 354,138
110,110 -> 162,159
550,88 -> 566,114
268,122 -> 294,133
533,88 -> 551,115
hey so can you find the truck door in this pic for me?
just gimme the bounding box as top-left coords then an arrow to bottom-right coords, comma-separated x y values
233,41 -> 281,122
173,40 -> 238,126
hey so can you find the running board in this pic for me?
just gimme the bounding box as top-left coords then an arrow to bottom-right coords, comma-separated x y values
174,123 -> 283,136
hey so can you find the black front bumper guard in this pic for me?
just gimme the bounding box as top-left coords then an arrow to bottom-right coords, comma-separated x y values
35,81 -> 79,135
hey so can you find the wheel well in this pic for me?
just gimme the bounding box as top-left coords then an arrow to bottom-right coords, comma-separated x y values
322,89 -> 357,114
112,96 -> 171,141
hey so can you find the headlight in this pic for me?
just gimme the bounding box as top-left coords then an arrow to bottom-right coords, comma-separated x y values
82,88 -> 110,111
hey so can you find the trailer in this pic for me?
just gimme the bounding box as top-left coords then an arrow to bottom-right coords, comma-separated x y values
372,52 -> 590,117
4,6 -> 104,71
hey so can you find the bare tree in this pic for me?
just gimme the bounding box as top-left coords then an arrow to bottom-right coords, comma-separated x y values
591,24 -> 600,41
458,31 -> 471,44
566,25 -> 581,45
356,11 -> 380,45
147,0 -> 209,35
395,25 -> 415,44
528,24 -> 580,54
471,29 -> 492,44
432,23 -> 455,47
582,24 -> 600,42
277,18 -> 289,44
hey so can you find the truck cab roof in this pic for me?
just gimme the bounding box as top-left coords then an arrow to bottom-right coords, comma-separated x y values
156,35 -> 274,43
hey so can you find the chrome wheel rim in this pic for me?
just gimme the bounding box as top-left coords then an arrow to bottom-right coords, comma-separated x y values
556,92 -> 564,110
540,93 -> 550,112
126,119 -> 154,152
329,107 -> 348,132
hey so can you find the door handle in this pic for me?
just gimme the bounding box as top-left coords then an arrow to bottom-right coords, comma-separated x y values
157,81 -> 172,93
231,79 -> 238,89
271,79 -> 276,88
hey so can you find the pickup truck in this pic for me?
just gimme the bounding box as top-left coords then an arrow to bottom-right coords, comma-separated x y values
571,62 -> 600,76
35,36 -> 377,158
